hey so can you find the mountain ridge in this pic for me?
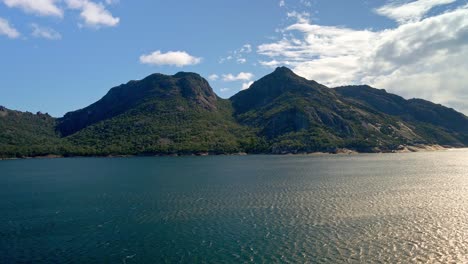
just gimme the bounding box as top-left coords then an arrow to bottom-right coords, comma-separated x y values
1,67 -> 467,158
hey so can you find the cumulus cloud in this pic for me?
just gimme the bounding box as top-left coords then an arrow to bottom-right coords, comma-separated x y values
222,72 -> 254,82
376,0 -> 456,24
139,50 -> 202,67
0,17 -> 20,38
279,0 -> 285,7
242,81 -> 254,90
66,0 -> 119,27
257,3 -> 468,114
31,23 -> 61,40
2,0 -> 63,17
208,74 -> 219,81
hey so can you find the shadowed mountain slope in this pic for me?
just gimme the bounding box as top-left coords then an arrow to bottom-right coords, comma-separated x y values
56,72 -> 255,155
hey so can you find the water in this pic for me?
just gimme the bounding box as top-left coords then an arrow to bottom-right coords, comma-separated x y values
1,150 -> 468,263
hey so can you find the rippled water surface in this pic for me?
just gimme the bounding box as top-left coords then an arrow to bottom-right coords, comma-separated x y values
1,150 -> 468,263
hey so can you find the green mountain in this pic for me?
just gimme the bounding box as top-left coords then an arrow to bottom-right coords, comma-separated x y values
335,85 -> 468,133
230,67 -> 467,153
0,106 -> 62,157
335,85 -> 468,146
56,72 -> 255,156
1,67 -> 467,158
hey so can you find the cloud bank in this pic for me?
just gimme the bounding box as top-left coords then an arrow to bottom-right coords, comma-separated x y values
376,0 -> 456,24
2,0 -> 120,29
258,1 -> 468,114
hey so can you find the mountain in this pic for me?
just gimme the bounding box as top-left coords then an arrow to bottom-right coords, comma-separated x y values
335,85 -> 468,146
58,72 -> 218,136
1,67 -> 467,158
230,67 -> 468,153
56,72 -> 256,156
0,106 -> 61,157
335,85 -> 468,133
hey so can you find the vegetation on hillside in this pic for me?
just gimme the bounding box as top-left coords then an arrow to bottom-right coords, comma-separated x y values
1,67 -> 467,158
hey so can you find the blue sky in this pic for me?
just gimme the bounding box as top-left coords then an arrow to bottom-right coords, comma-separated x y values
1,0 -> 467,117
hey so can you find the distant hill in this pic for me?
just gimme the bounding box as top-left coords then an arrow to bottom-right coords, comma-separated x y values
1,67 -> 467,158
335,85 -> 468,146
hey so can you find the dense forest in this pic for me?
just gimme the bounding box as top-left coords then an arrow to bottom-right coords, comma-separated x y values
1,67 -> 467,158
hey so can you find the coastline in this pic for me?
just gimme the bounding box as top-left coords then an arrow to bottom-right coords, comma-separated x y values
0,144 -> 461,161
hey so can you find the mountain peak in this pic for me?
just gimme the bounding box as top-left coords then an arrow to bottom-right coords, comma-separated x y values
265,66 -> 308,83
230,67 -> 331,115
273,66 -> 295,75
173,71 -> 202,79
57,71 -> 218,136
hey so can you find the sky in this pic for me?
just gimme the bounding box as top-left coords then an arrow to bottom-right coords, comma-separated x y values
1,0 -> 468,117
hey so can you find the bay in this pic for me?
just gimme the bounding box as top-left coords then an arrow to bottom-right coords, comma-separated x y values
1,150 -> 468,263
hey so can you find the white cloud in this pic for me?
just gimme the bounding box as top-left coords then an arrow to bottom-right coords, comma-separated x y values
260,59 -> 283,67
139,50 -> 202,67
242,81 -> 254,90
279,0 -> 285,7
257,4 -> 468,114
240,44 -> 252,53
376,0 -> 456,24
31,23 -> 61,40
219,55 -> 233,63
237,58 -> 247,64
208,74 -> 219,81
287,11 -> 310,24
2,0 -> 63,17
0,17 -> 20,38
66,0 -> 119,27
220,44 -> 252,64
220,87 -> 230,92
222,72 -> 254,82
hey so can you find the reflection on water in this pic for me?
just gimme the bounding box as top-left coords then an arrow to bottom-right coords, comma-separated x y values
0,149 -> 467,263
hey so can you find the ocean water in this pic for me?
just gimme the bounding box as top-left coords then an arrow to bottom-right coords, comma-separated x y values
1,150 -> 467,263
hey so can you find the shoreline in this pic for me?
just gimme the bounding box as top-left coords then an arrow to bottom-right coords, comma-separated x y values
0,145 -> 463,161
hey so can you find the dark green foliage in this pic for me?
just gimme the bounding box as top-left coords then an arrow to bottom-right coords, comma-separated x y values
65,99 -> 254,156
58,72 -> 256,156
0,107 -> 65,158
1,67 -> 468,158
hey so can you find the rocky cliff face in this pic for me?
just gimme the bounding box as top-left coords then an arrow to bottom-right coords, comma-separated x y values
335,85 -> 468,134
230,67 -> 468,152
